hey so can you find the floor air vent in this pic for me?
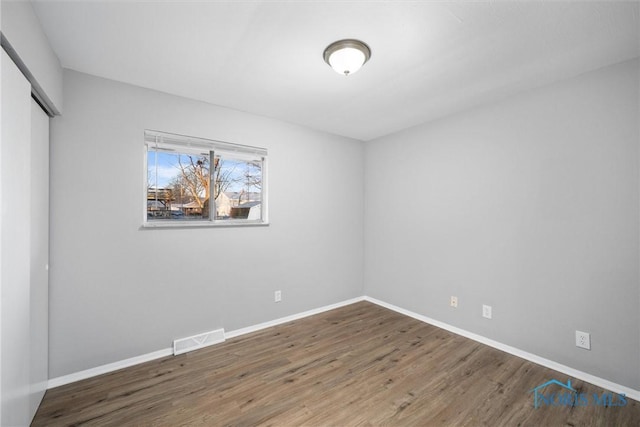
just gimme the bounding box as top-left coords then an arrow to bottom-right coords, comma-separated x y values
173,328 -> 225,355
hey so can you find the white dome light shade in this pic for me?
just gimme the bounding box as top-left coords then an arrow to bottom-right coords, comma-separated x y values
329,47 -> 365,75
323,39 -> 371,76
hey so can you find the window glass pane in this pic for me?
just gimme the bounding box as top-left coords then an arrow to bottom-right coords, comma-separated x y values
147,150 -> 211,221
145,130 -> 267,226
213,154 -> 263,221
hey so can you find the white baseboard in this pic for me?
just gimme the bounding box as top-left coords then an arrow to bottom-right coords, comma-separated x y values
48,294 -> 639,403
363,296 -> 640,402
47,296 -> 365,389
48,347 -> 173,389
225,296 -> 366,339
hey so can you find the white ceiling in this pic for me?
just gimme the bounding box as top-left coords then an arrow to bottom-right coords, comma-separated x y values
32,1 -> 639,141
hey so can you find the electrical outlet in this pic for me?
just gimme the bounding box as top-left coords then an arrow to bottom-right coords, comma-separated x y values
576,330 -> 591,350
450,296 -> 458,308
482,304 -> 492,319
274,290 -> 282,303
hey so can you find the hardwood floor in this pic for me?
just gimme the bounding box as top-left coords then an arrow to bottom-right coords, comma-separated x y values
33,302 -> 639,426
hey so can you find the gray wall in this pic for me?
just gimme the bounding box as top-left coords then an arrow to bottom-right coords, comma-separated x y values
364,59 -> 640,390
52,59 -> 640,392
1,0 -> 63,113
49,70 -> 364,378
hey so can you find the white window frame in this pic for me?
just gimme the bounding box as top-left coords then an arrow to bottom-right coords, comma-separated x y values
143,130 -> 268,228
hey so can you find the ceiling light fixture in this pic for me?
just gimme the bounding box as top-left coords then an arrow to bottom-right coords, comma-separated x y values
323,39 -> 371,76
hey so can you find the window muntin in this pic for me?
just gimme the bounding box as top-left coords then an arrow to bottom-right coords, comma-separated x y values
145,130 -> 267,226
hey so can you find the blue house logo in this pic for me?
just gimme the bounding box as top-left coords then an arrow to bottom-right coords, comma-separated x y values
530,379 -> 578,408
530,378 -> 627,409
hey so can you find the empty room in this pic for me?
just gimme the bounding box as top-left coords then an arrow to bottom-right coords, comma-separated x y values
1,0 -> 639,426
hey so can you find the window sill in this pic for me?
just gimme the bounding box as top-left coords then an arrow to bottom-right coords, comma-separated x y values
140,220 -> 269,229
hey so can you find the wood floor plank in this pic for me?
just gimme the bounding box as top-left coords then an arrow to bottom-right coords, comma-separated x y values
32,302 -> 640,426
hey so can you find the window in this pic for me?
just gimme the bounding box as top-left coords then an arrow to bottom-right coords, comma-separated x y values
144,130 -> 267,227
